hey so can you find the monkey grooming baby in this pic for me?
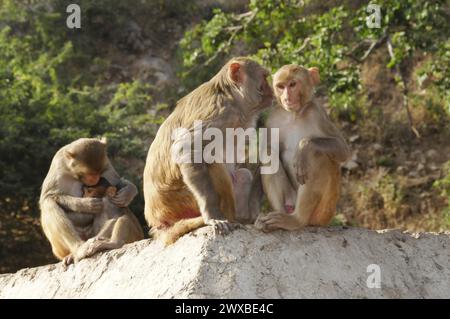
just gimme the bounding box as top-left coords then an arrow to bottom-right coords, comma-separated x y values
40,138 -> 143,267
82,177 -> 117,199
82,177 -> 123,240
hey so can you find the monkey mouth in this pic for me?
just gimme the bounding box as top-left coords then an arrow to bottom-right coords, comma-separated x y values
284,102 -> 299,110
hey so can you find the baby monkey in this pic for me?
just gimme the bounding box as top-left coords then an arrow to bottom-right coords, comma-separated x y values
82,177 -> 123,240
255,64 -> 350,231
83,177 -> 117,199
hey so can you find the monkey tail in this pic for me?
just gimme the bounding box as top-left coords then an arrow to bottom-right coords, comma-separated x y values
151,216 -> 205,246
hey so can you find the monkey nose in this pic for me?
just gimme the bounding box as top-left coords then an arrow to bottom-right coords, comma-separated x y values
84,174 -> 100,186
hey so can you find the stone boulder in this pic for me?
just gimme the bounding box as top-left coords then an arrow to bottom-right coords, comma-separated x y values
1,227 -> 449,298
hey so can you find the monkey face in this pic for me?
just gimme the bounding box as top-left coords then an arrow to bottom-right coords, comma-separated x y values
82,177 -> 115,198
227,58 -> 273,109
81,173 -> 101,186
256,70 -> 273,108
275,78 -> 303,112
273,65 -> 320,112
83,186 -> 106,198
64,138 -> 108,185
245,65 -> 273,109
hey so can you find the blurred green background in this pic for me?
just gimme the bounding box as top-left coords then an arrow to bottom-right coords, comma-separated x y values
0,0 -> 449,273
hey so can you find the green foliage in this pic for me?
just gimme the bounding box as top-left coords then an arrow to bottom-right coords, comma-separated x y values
434,161 -> 450,219
178,0 -> 449,119
0,2 -> 156,203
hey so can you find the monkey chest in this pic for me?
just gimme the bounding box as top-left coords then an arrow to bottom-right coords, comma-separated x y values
279,119 -> 322,182
279,125 -> 312,163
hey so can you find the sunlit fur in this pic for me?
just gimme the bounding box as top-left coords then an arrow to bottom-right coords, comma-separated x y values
65,138 -> 108,176
256,64 -> 350,232
144,57 -> 272,245
40,138 -> 143,262
273,64 -> 320,112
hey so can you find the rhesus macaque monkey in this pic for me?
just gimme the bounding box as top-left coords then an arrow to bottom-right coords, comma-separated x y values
82,177 -> 118,199
254,64 -> 350,231
144,57 -> 273,245
82,177 -> 142,244
40,138 -> 144,266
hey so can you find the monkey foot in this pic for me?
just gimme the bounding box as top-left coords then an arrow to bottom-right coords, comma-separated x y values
255,211 -> 301,232
62,254 -> 74,270
207,219 -> 241,236
254,215 -> 268,232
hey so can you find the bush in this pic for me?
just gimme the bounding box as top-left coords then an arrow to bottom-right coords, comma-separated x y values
0,2 -> 157,209
178,0 -> 449,120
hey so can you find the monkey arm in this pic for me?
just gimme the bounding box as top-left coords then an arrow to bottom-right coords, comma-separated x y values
101,161 -> 121,184
110,178 -> 138,208
54,195 -> 102,214
101,160 -> 137,207
304,137 -> 351,163
179,162 -> 224,221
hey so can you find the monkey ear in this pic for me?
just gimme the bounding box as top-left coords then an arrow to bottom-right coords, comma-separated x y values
64,150 -> 75,160
308,67 -> 320,86
99,137 -> 108,145
229,62 -> 243,83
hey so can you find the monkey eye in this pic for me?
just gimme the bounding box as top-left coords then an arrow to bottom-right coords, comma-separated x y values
289,81 -> 296,88
276,84 -> 284,90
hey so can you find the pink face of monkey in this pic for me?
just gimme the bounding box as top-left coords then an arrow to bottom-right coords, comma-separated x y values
273,65 -> 320,112
81,174 -> 101,186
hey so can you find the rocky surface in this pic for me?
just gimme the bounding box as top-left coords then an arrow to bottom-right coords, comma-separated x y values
1,226 -> 449,298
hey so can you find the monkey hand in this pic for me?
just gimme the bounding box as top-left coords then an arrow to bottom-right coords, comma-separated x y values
72,237 -> 112,262
294,138 -> 312,185
80,198 -> 103,214
254,214 -> 270,232
62,254 -> 74,270
61,237 -> 108,269
257,211 -> 301,232
206,219 -> 241,236
110,182 -> 137,208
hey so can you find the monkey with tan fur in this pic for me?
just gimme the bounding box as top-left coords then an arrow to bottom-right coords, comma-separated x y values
40,138 -> 143,267
254,64 -> 350,231
81,177 -> 143,246
144,57 -> 273,245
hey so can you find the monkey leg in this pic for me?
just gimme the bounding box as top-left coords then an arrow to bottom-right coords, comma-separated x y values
261,163 -> 296,213
72,237 -> 119,262
260,151 -> 337,231
259,184 -> 320,231
232,168 -> 254,224
110,212 -> 144,246
256,163 -> 296,231
40,199 -> 85,260
95,218 -> 117,240
247,167 -> 264,222
74,213 -> 144,262
209,163 -> 236,221
308,161 -> 340,226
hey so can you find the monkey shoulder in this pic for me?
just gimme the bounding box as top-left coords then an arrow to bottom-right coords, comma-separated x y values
265,107 -> 290,128
310,101 -> 345,138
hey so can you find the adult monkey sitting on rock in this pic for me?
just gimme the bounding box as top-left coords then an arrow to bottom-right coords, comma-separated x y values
40,138 -> 144,266
254,65 -> 351,231
143,57 -> 273,245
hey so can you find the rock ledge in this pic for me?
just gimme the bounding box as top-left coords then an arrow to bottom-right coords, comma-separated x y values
1,227 -> 449,298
